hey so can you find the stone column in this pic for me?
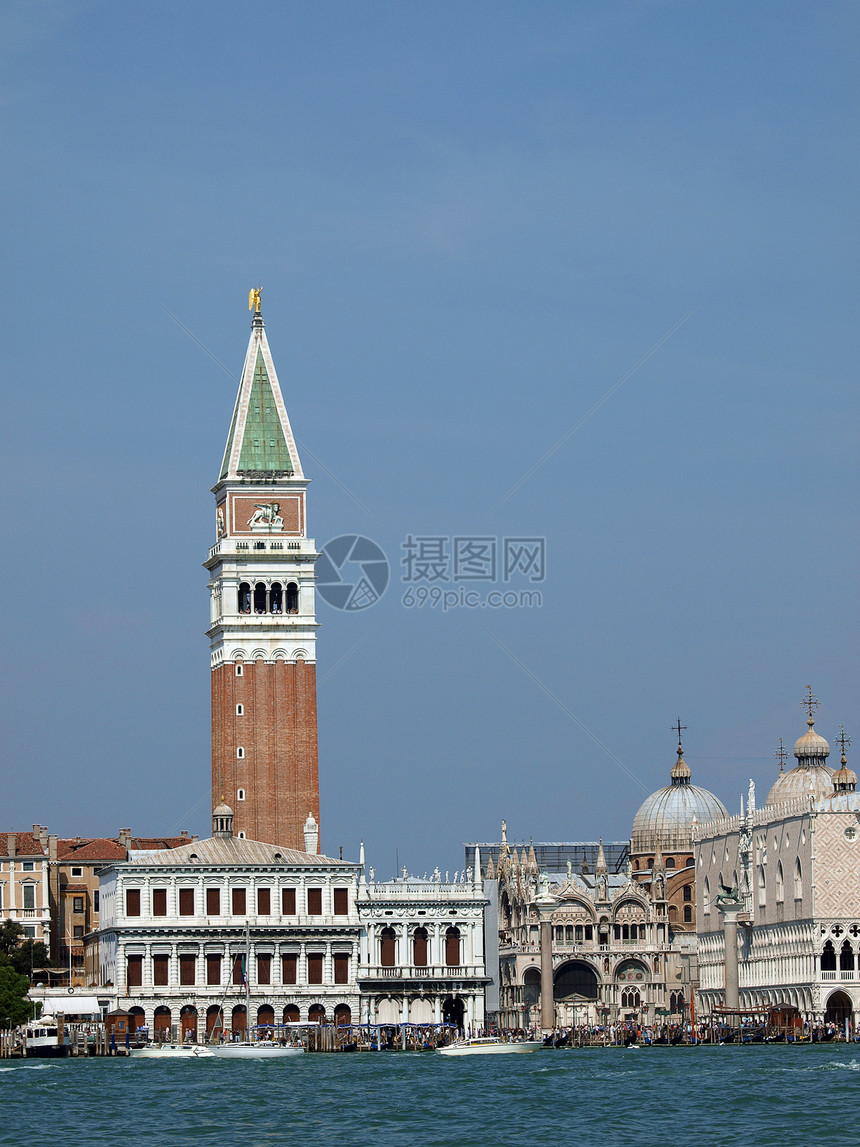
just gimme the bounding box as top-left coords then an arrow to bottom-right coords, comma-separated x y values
539,916 -> 554,1032
718,903 -> 741,1013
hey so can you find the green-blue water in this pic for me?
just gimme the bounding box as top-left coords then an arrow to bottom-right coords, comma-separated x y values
3,1045 -> 858,1146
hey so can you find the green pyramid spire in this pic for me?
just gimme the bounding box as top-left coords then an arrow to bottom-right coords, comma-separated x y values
219,312 -> 303,481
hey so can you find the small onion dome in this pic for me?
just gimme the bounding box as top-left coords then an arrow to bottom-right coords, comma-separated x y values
832,753 -> 857,794
793,716 -> 831,765
767,717 -> 833,806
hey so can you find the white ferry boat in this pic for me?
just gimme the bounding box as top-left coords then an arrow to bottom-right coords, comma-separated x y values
437,1036 -> 543,1057
23,1016 -> 71,1058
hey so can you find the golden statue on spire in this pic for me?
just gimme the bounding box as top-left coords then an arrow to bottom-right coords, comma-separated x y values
248,286 -> 262,314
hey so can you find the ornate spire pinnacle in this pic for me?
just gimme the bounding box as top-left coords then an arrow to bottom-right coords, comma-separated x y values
595,838 -> 607,875
670,718 -> 692,785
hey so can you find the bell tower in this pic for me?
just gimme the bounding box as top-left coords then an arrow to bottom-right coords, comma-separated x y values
204,291 -> 320,850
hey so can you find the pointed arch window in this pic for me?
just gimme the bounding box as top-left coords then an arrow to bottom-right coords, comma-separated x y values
776,861 -> 784,903
703,877 -> 710,915
821,940 -> 836,972
840,941 -> 855,973
794,858 -> 803,899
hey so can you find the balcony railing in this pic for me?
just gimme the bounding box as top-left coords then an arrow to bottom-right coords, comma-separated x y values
360,963 -> 484,980
820,970 -> 837,980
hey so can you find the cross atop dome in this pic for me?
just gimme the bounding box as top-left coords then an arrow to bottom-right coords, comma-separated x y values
802,685 -> 820,725
775,738 -> 788,775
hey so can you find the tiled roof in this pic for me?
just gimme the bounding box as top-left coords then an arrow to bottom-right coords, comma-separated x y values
3,833 -> 46,857
58,839 -> 127,862
126,836 -> 351,868
131,836 -> 196,851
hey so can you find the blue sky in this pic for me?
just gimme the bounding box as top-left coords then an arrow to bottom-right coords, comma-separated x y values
1,1 -> 856,875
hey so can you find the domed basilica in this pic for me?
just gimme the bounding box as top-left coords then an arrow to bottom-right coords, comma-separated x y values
494,729 -> 727,1031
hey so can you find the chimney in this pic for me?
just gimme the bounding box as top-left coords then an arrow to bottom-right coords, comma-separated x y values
48,835 -> 58,862
7,834 -> 16,858
117,828 -> 132,849
303,813 -> 319,855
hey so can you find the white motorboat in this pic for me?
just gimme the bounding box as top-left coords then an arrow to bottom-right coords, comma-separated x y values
130,1042 -> 216,1059
23,1016 -> 70,1058
211,1041 -> 305,1059
437,1037 -> 542,1056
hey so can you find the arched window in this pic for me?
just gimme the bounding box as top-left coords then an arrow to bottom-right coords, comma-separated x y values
238,583 -> 251,613
757,865 -> 766,906
308,1004 -> 325,1026
683,905 -> 692,923
445,927 -> 461,967
840,941 -> 855,973
236,747 -> 244,759
380,927 -> 396,967
683,885 -> 692,902
237,789 -> 245,801
685,857 -> 694,867
565,925 -> 574,943
412,927 -> 428,967
821,941 -> 837,972
621,988 -> 640,1009
794,858 -> 803,899
253,582 -> 267,614
665,858 -> 675,869
703,877 -> 710,915
286,582 -> 299,613
270,583 -> 283,613
575,925 -> 583,942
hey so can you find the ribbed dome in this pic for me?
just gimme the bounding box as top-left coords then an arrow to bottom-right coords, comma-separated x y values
766,765 -> 834,806
632,785 -> 729,853
631,742 -> 728,854
213,800 -> 233,817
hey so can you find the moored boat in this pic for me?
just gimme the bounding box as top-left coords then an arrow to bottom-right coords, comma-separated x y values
130,1042 -> 216,1059
437,1037 -> 542,1056
23,1016 -> 70,1058
211,1040 -> 305,1059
